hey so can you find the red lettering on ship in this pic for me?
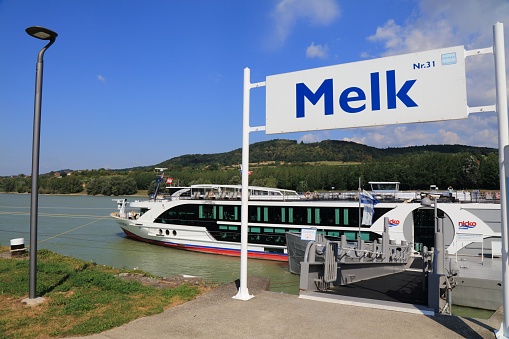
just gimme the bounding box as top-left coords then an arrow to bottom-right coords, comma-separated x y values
458,221 -> 477,227
388,219 -> 400,225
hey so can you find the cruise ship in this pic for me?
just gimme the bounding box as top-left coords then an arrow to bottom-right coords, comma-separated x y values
111,182 -> 501,261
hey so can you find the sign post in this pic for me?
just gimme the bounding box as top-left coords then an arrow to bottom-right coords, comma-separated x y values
493,22 -> 509,339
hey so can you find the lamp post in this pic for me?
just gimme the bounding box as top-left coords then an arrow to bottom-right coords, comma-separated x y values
26,26 -> 58,300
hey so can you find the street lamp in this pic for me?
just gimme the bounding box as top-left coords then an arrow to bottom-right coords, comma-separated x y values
26,26 -> 58,300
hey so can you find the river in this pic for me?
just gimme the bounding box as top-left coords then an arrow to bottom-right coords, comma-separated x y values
0,193 -> 299,294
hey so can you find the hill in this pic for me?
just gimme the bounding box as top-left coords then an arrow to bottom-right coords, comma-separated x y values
152,139 -> 496,169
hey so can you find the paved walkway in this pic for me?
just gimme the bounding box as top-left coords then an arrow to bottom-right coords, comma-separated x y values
71,277 -> 503,339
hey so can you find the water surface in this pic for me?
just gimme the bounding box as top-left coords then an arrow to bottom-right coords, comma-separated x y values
0,193 -> 299,293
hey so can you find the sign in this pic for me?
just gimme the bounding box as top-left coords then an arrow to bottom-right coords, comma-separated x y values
265,45 -> 467,134
301,228 -> 317,241
166,177 -> 173,184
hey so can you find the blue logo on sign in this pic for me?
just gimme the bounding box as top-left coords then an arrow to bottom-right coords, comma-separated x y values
441,52 -> 457,65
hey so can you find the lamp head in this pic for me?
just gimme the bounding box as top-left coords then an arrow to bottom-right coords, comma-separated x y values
26,26 -> 58,41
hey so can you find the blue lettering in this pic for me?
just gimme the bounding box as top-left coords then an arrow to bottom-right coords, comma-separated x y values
386,70 -> 417,109
370,72 -> 380,111
295,70 -> 417,118
296,79 -> 333,118
339,87 -> 365,113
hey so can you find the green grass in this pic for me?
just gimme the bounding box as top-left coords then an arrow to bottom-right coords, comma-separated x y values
0,249 -> 206,338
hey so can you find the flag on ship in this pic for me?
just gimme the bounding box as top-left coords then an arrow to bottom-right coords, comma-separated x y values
360,190 -> 379,226
239,164 -> 253,175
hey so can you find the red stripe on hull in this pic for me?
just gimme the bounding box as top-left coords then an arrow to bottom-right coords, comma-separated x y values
121,228 -> 288,261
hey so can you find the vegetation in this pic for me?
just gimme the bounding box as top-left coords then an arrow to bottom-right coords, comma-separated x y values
0,249 -> 205,338
0,139 -> 500,195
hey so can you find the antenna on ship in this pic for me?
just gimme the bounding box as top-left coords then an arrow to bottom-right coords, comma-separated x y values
152,168 -> 168,200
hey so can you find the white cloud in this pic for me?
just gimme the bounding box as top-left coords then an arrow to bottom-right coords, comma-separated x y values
97,74 -> 106,82
299,133 -> 323,143
272,0 -> 340,44
362,0 -> 509,148
306,42 -> 328,58
337,112 -> 499,149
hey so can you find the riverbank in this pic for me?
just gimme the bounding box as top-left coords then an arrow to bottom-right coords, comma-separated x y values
1,248 -> 503,338
0,249 -> 210,338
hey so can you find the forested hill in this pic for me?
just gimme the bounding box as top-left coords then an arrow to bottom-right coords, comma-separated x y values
0,139 -> 500,195
154,139 -> 496,169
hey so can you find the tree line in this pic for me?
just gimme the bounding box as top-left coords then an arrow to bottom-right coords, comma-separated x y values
0,142 -> 500,196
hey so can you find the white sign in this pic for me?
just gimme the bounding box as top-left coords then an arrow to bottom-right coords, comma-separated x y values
265,45 -> 467,134
301,228 -> 317,241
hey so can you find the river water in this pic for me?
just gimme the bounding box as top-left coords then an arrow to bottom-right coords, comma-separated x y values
0,193 -> 299,294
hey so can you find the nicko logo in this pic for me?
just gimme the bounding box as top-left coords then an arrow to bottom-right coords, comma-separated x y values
458,221 -> 477,230
388,219 -> 400,227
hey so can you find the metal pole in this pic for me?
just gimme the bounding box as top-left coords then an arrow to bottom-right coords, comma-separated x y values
233,67 -> 253,300
358,177 -> 361,240
29,40 -> 53,299
434,198 -> 438,233
493,22 -> 509,338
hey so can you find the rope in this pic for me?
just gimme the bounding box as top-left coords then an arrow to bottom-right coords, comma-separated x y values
37,218 -> 105,244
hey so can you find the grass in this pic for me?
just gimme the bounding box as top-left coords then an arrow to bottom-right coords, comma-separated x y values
0,248 -> 207,338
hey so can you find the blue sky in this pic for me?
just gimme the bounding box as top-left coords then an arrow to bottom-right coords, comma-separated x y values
1,0 -> 508,176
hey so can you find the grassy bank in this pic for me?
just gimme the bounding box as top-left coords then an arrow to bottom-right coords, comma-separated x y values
0,248 -> 208,338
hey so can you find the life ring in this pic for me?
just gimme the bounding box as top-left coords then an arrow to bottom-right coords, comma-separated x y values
496,192 -> 501,200
208,191 -> 215,199
305,191 -> 312,199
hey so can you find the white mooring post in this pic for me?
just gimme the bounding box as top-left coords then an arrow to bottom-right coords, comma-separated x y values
494,22 -> 509,339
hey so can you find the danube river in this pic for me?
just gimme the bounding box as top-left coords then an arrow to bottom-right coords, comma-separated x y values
0,193 -> 299,293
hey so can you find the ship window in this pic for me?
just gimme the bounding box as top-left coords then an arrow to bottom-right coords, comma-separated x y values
264,228 -> 274,233
344,208 -> 349,226
250,227 -> 261,233
275,228 -> 285,234
218,206 -> 223,220
307,208 -> 312,224
327,231 -> 340,237
264,207 -> 269,222
257,207 -> 261,222
288,208 -> 294,223
228,226 -> 238,231
219,225 -> 228,230
315,208 -> 320,224
198,205 -> 213,219
344,231 -> 356,240
281,208 -> 286,223
219,205 -> 238,221
335,209 -> 340,225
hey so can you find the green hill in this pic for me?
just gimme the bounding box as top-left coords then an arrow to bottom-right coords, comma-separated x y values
153,139 -> 496,169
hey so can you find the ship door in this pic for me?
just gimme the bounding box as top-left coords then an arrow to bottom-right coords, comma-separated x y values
412,208 -> 438,251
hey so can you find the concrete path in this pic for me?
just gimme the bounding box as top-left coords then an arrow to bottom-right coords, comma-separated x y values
70,277 -> 503,339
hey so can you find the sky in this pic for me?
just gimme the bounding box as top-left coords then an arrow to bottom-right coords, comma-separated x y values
1,0 -> 509,176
